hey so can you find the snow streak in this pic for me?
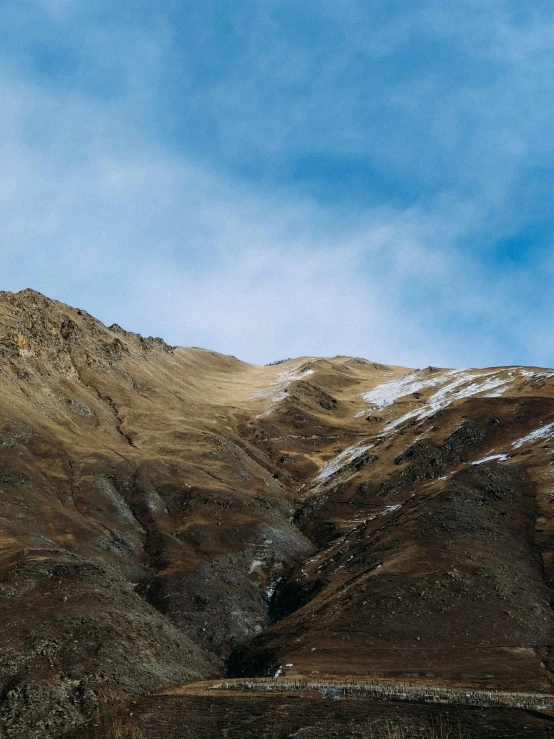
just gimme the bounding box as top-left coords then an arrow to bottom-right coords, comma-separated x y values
472,453 -> 509,465
359,368 -> 543,432
251,364 -> 314,415
512,422 -> 554,449
360,371 -> 449,411
316,441 -> 374,483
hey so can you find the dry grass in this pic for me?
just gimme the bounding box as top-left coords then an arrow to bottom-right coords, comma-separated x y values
360,716 -> 469,738
425,716 -> 468,739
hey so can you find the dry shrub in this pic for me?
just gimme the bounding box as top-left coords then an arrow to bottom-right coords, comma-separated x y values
384,720 -> 405,739
80,685 -> 144,739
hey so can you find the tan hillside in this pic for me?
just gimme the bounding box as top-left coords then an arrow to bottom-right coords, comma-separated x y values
0,289 -> 554,738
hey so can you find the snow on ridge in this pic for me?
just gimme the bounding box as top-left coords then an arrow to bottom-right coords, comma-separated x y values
316,441 -> 373,483
382,370 -> 510,431
360,366 -> 549,428
518,368 -> 554,379
362,368 -> 544,433
361,370 -> 456,411
512,422 -> 554,449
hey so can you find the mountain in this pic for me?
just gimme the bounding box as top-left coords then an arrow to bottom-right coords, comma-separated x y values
0,289 -> 553,738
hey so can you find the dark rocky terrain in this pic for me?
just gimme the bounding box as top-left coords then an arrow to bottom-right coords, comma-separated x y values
0,289 -> 554,737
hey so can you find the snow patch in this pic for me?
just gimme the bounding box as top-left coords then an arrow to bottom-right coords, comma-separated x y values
316,441 -> 373,483
251,365 -> 314,416
361,371 -> 451,411
512,422 -> 554,449
519,369 -> 554,379
251,366 -> 314,403
267,578 -> 281,599
384,371 -> 512,431
472,453 -> 509,465
249,559 -> 264,574
360,367 -> 536,430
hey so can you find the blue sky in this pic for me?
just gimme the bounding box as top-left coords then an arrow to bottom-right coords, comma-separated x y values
1,1 -> 554,367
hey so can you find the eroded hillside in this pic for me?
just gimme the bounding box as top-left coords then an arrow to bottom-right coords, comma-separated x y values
0,290 -> 553,737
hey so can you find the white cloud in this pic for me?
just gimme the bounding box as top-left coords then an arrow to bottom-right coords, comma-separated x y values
1,4 -> 554,370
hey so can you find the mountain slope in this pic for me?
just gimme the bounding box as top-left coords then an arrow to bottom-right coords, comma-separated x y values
0,290 -> 553,737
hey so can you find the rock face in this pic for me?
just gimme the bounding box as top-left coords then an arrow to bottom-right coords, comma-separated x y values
0,290 -> 554,736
